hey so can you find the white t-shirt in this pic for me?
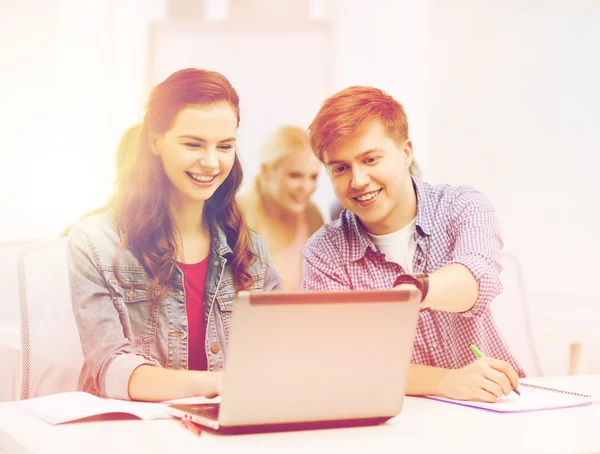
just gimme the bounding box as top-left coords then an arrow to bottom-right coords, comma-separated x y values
367,218 -> 417,273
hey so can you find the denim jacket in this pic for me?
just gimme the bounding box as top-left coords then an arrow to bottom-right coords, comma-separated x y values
66,209 -> 281,400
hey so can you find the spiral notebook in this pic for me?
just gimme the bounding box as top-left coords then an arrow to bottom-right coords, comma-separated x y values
425,381 -> 592,413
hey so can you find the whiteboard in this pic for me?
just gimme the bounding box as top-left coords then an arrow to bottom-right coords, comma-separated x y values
149,20 -> 335,219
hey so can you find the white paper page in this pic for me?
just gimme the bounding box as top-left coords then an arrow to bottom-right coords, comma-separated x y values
428,383 -> 592,413
20,392 -> 171,424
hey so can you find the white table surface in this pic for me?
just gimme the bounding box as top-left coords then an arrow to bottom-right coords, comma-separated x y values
1,375 -> 599,454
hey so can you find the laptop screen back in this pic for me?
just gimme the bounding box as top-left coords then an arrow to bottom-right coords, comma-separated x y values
218,288 -> 421,427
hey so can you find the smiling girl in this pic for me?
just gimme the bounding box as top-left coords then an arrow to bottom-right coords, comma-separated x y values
67,69 -> 281,402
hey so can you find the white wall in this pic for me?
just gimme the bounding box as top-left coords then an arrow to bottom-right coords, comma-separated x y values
328,0 -> 433,176
0,0 -> 164,241
427,0 -> 600,374
0,1 -> 59,238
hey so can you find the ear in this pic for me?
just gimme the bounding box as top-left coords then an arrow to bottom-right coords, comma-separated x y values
402,140 -> 413,168
148,131 -> 161,156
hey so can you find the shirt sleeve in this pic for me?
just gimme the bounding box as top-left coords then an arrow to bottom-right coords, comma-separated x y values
301,228 -> 352,292
67,228 -> 159,400
448,189 -> 504,318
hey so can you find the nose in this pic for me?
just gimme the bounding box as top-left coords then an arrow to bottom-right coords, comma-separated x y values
302,177 -> 317,195
200,147 -> 219,170
350,166 -> 369,190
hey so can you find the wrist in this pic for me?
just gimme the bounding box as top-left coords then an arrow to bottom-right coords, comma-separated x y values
393,273 -> 429,303
192,371 -> 210,396
193,371 -> 222,398
436,367 -> 456,397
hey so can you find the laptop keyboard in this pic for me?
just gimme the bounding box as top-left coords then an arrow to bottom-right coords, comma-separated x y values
187,403 -> 220,420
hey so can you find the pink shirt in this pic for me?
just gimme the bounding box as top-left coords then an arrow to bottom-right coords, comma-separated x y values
177,258 -> 209,371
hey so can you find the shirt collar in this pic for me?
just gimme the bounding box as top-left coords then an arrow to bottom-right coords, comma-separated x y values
210,223 -> 233,257
344,211 -> 379,262
412,176 -> 433,236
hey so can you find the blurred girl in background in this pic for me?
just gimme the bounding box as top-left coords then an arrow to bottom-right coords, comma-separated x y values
238,125 -> 323,291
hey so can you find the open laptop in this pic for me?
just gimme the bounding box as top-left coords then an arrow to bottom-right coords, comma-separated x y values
168,287 -> 421,434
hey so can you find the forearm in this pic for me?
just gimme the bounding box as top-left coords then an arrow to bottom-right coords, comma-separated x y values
423,263 -> 478,312
128,365 -> 220,402
405,364 -> 450,396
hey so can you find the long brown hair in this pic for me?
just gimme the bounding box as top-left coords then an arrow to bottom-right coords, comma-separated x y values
114,68 -> 255,303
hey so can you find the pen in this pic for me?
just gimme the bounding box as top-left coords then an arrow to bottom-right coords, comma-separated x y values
180,418 -> 203,436
469,344 -> 521,396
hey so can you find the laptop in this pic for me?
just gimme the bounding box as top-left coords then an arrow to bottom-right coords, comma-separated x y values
168,288 -> 421,434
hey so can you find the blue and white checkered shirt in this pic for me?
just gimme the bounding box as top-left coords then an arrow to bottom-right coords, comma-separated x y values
302,177 -> 525,376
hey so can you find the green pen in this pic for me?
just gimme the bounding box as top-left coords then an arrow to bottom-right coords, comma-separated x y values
469,344 -> 521,396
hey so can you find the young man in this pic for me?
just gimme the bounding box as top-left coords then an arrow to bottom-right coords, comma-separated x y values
302,86 -> 523,403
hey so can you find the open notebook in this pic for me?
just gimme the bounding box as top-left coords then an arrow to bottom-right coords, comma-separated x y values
19,392 -> 218,424
425,382 -> 592,413
19,392 -> 171,424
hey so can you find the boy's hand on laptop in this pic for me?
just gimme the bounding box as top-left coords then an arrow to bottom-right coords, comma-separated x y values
439,358 -> 519,402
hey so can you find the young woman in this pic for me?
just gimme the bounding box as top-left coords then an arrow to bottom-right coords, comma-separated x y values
67,68 -> 281,402
237,125 -> 323,291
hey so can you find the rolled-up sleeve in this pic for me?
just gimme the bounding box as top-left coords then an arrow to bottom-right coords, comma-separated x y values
67,228 -> 159,400
301,228 -> 351,292
448,190 -> 504,318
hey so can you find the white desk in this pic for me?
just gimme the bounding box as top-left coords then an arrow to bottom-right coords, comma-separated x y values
1,375 -> 599,454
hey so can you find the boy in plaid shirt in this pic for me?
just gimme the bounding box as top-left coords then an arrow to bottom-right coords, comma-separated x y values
302,86 -> 523,402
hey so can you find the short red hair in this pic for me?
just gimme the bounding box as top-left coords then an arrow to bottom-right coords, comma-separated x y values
308,86 -> 409,162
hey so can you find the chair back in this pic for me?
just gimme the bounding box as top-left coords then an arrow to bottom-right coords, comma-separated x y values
0,242 -> 26,401
15,238 -> 84,399
490,251 -> 543,377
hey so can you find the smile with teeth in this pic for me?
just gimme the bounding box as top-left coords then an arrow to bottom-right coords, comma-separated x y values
186,172 -> 218,183
354,189 -> 381,202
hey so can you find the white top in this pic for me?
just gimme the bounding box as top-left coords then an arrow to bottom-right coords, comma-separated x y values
367,218 -> 417,273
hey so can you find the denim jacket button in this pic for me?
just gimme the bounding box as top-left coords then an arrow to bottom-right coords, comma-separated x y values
169,332 -> 187,339
210,343 -> 220,354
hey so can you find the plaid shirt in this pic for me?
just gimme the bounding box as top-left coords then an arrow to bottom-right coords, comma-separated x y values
302,177 -> 525,377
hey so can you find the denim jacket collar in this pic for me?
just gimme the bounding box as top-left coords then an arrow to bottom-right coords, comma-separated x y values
210,224 -> 233,257
114,206 -> 234,259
